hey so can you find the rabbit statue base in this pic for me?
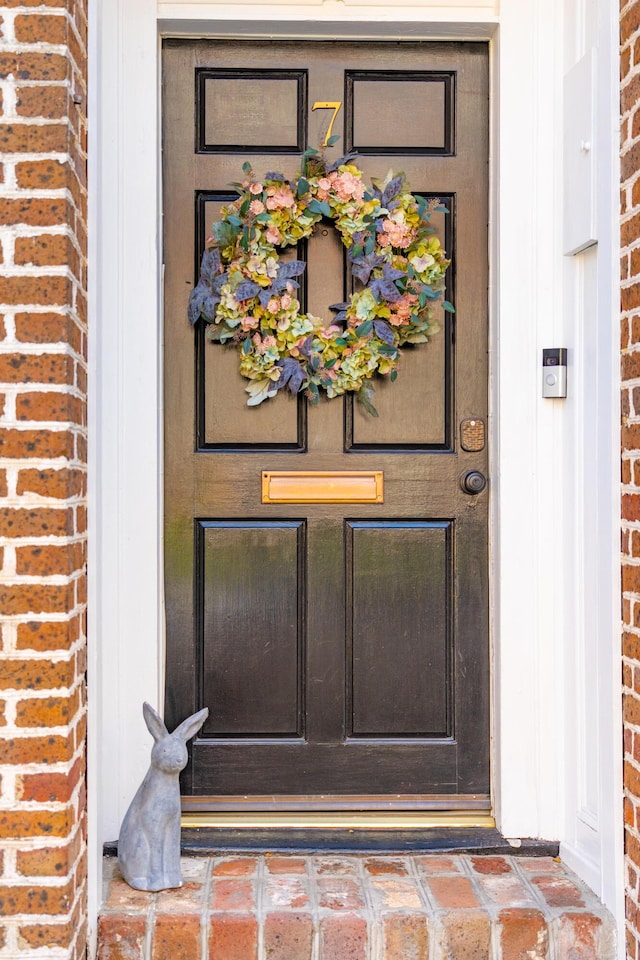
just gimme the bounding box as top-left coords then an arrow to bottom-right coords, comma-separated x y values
118,702 -> 209,892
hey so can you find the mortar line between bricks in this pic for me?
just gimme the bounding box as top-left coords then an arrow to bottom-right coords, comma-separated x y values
407,856 -> 438,960
256,854 -> 266,960
357,854 -> 379,960
200,856 -> 213,960
307,855 -> 320,960
144,890 -> 157,960
510,856 -> 558,960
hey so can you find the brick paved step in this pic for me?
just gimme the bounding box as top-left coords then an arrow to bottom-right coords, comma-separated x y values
97,853 -> 616,960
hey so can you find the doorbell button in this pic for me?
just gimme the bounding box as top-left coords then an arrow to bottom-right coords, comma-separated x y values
542,348 -> 567,398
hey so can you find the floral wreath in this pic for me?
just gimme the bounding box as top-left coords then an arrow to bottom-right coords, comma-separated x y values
188,147 -> 453,415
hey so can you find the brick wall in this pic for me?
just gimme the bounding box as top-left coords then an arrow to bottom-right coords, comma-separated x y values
622,3 -> 640,959
0,2 -> 88,957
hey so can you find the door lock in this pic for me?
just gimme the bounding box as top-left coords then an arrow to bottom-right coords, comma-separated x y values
461,471 -> 487,495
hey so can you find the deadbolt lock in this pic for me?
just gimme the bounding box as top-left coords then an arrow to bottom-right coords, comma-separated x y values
461,471 -> 487,495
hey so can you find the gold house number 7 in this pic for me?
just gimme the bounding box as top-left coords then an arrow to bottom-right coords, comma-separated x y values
312,101 -> 342,147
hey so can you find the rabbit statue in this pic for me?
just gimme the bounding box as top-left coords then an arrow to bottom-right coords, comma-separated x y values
118,701 -> 209,891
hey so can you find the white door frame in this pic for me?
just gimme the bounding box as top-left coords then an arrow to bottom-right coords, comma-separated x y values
87,0 -> 623,950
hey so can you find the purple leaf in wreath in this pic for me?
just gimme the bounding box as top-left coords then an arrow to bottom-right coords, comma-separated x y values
187,283 -> 209,325
274,357 -> 307,395
373,320 -> 395,345
349,250 -> 386,285
264,171 -> 286,181
278,260 -> 306,280
235,280 -> 261,301
381,176 -> 404,208
370,277 -> 403,302
299,335 -> 314,358
327,152 -> 359,173
200,247 -> 221,284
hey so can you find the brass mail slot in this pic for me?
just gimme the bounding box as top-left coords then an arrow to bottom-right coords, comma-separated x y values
262,471 -> 384,504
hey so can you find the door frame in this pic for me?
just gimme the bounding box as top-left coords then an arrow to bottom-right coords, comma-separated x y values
87,0 -> 623,948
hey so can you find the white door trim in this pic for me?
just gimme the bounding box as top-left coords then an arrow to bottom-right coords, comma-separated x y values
87,0 -> 623,950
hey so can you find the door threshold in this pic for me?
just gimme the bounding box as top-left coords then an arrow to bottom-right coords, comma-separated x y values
181,810 -> 495,830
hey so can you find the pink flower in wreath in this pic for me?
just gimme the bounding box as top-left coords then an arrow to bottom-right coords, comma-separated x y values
240,316 -> 259,331
250,199 -> 265,215
378,216 -> 415,250
280,293 -> 292,310
249,182 -> 263,195
388,292 -> 418,325
330,170 -> 365,202
267,297 -> 280,313
315,176 -> 332,200
265,225 -> 282,245
266,186 -> 296,210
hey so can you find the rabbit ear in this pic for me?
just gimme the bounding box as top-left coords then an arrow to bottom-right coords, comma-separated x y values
173,707 -> 209,743
142,702 -> 168,742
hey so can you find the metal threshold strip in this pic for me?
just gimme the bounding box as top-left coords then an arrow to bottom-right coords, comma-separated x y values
181,796 -> 494,830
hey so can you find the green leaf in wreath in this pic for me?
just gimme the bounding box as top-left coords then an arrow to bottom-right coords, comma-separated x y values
297,177 -> 310,197
442,300 -> 456,313
390,369 -> 398,382
355,319 -> 373,337
326,134 -> 340,147
226,214 -> 243,227
307,198 -> 331,217
242,337 -> 252,355
357,383 -> 379,417
242,161 -> 252,174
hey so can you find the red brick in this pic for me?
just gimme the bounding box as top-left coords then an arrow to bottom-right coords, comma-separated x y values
18,759 -> 83,802
0,506 -> 74,537
0,582 -> 75,615
626,692 -> 640,727
265,857 -> 306,874
317,878 -> 365,910
0,733 -> 74,765
104,877 -> 154,913
0,808 -> 73,839
415,856 -> 460,874
0,427 -> 75,459
499,909 -> 547,960
97,914 -> 145,960
0,52 -> 69,81
531,875 -> 584,907
17,391 -> 84,423
211,879 -> 255,911
212,858 -> 256,877
383,913 -> 428,960
16,542 -> 85,577
470,857 -> 512,875
16,85 -> 67,119
17,467 -> 85,498
17,617 -> 80,652
209,914 -> 258,960
439,911 -> 491,959
320,913 -> 367,960
0,656 -> 75,691
16,838 -> 79,877
556,913 -> 603,958
427,876 -> 479,909
14,312 -> 81,349
364,858 -> 408,875
0,274 -> 71,306
152,913 -> 200,960
0,351 -> 74,383
264,912 -> 313,960
19,919 -> 73,950
16,691 -> 80,727
155,882 -> 204,913
14,13 -> 68,45
0,879 -> 72,915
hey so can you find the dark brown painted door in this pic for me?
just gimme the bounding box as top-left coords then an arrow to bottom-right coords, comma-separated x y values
163,40 -> 489,807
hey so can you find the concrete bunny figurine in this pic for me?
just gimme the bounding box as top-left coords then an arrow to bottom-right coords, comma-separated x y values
118,701 -> 209,891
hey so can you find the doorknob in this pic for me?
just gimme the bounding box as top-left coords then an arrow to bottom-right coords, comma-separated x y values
461,471 -> 487,495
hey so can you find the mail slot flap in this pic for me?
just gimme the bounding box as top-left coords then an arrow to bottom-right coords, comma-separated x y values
262,471 -> 384,504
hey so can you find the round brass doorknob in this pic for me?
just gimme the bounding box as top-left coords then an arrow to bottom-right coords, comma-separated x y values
461,470 -> 487,495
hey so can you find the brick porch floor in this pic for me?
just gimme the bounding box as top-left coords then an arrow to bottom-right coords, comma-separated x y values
97,853 -> 616,959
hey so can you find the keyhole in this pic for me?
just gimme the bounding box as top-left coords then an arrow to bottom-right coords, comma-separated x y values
321,229 -> 328,236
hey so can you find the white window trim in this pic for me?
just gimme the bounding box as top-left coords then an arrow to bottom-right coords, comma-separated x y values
87,0 -> 623,952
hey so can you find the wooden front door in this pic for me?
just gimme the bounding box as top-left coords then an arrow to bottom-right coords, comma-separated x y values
162,40 -> 489,808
